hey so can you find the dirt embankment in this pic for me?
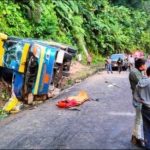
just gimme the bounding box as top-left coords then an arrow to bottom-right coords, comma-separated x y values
0,82 -> 11,108
64,61 -> 104,87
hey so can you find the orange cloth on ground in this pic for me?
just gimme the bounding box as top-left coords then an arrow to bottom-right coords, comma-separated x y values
56,90 -> 89,108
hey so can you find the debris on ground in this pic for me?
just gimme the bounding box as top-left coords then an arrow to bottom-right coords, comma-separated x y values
89,98 -> 100,102
108,84 -> 114,88
68,107 -> 81,111
105,80 -> 121,88
56,90 -> 89,109
3,94 -> 23,114
75,79 -> 82,83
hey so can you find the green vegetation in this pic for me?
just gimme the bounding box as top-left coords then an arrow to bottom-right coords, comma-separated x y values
0,0 -> 150,59
0,109 -> 8,120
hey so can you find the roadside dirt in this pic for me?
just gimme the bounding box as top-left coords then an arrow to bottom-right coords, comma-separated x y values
69,61 -> 89,74
0,82 -> 10,108
68,60 -> 104,83
0,100 -> 5,108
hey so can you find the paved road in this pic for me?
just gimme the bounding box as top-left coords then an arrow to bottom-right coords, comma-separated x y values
0,71 -> 141,149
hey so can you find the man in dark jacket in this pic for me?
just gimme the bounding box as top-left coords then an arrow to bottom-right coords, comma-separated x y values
117,57 -> 123,74
129,58 -> 146,147
134,66 -> 150,149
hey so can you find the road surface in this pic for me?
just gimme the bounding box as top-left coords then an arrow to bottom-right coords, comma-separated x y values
0,71 -> 141,149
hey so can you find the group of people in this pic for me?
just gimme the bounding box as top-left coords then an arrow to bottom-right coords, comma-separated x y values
105,54 -> 140,74
106,54 -> 150,148
105,56 -> 124,74
129,58 -> 150,149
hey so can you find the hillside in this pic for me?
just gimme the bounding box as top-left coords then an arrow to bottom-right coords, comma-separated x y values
0,0 -> 150,57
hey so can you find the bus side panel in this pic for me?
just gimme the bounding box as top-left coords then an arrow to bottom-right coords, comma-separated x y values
38,47 -> 57,94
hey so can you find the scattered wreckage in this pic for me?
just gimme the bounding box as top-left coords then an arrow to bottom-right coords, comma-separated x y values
0,33 -> 76,112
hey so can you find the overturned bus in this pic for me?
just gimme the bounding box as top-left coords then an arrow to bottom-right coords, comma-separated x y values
0,33 -> 76,106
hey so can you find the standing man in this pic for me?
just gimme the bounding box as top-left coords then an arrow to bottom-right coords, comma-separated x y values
124,58 -> 129,71
117,57 -> 123,74
128,55 -> 135,71
106,56 -> 113,74
134,66 -> 150,149
129,58 -> 146,148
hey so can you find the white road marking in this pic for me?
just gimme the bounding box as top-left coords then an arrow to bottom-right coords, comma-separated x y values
108,112 -> 135,116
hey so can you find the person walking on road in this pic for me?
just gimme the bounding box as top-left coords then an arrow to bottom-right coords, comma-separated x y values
134,66 -> 150,149
129,58 -> 146,148
106,56 -> 113,74
117,57 -> 123,74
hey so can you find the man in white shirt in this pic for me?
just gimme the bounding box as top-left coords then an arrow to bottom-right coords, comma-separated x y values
106,56 -> 113,74
128,55 -> 135,71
